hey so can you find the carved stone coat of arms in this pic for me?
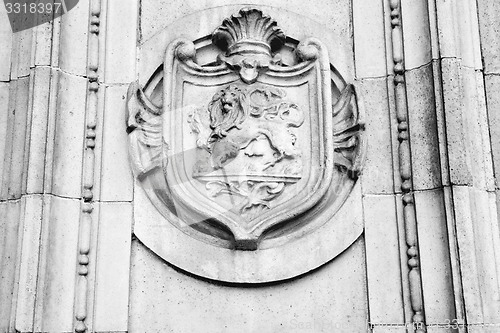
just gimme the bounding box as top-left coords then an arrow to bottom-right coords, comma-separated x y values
126,8 -> 364,282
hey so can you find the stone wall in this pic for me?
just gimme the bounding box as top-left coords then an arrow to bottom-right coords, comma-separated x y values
0,0 -> 499,332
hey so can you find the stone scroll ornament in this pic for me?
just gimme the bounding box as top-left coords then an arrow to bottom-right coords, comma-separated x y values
126,8 -> 365,282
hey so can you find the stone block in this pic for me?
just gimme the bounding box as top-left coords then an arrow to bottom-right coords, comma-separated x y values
0,200 -> 22,333
364,194 -> 405,325
456,0 -> 482,70
485,75 -> 500,184
0,5 -> 12,81
353,0 -> 387,78
58,0 -> 89,76
406,64 -> 442,190
26,67 -> 52,194
93,202 -> 132,332
441,186 -> 467,325
440,59 -> 471,186
435,0 -> 482,70
440,58 -> 494,190
49,71 -> 86,199
15,195 -> 43,332
129,238 -> 368,333
431,61 -> 450,186
7,76 -> 30,200
477,0 -> 500,74
103,0 -> 138,84
0,81 -> 16,200
357,78 -> 395,194
0,82 -> 10,197
97,85 -> 134,202
33,196 -> 80,332
460,65 -> 494,190
10,28 -> 33,80
32,17 -> 54,67
452,186 -> 500,325
414,189 -> 456,325
401,0 -> 432,69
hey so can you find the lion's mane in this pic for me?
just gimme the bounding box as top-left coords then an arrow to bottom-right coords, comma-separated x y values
208,85 -> 248,140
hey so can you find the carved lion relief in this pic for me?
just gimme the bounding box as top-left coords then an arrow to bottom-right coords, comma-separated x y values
126,8 -> 364,282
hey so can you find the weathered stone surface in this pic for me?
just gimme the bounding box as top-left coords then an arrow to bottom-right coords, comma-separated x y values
353,0 -> 387,78
0,81 -> 16,200
26,67 -> 52,194
48,71 -> 86,199
103,0 -> 138,83
0,7 -> 12,81
441,186 -> 467,325
93,202 -> 132,332
485,74 -> 500,230
130,238 -> 368,333
15,195 -> 43,332
440,58 -> 495,190
364,194 -> 405,324
453,186 -> 500,325
9,29 -> 33,80
406,64 -> 442,190
0,82 -> 10,196
485,75 -> 500,185
33,196 -> 79,332
0,201 -> 21,332
401,0 -> 432,69
97,85 -> 133,202
440,59 -> 471,186
435,0 -> 482,70
431,61 -> 450,186
32,18 -> 53,67
6,77 -> 30,200
477,0 -> 500,73
57,0 -> 89,76
414,189 -> 456,325
358,78 -> 395,194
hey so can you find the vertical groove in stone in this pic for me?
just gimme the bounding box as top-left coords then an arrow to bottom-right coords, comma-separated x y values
74,0 -> 101,332
428,0 -> 468,325
389,0 -> 426,331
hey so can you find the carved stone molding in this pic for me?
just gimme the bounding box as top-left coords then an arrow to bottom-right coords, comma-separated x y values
389,0 -> 426,331
75,0 -> 101,332
127,8 -> 364,282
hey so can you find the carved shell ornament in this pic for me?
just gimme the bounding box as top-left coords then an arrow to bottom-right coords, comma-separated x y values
126,8 -> 365,282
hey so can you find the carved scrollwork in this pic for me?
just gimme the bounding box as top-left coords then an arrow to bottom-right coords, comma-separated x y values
126,81 -> 164,179
332,85 -> 364,179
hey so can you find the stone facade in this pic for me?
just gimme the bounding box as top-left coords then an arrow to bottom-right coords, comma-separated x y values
0,0 -> 499,332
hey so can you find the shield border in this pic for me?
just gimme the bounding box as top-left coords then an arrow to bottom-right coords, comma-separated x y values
162,38 -> 336,249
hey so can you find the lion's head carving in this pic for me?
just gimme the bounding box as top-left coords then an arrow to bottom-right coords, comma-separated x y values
208,85 -> 248,140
